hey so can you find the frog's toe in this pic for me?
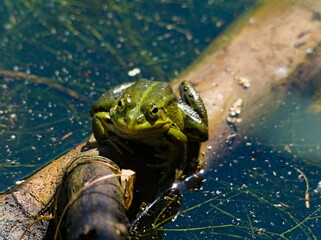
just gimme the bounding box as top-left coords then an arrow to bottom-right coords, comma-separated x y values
154,152 -> 170,160
116,140 -> 134,154
147,160 -> 171,169
159,170 -> 171,183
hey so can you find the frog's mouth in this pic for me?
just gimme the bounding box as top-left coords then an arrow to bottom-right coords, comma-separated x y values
114,119 -> 172,136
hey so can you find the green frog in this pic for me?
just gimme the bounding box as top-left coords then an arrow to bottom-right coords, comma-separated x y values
90,79 -> 208,175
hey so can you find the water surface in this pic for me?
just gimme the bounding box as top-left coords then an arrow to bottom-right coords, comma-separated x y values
1,1 -> 321,239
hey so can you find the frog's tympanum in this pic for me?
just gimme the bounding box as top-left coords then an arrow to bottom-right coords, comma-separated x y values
90,79 -> 208,178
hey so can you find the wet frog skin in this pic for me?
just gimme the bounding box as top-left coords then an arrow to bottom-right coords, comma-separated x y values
90,79 -> 208,174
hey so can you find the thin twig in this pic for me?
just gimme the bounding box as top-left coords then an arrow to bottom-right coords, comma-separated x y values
0,70 -> 89,101
294,167 -> 310,209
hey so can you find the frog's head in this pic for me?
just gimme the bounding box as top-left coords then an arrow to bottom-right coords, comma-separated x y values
109,80 -> 178,136
110,93 -> 173,135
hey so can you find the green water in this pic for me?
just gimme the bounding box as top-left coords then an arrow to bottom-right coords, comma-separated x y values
0,0 -> 253,188
1,0 -> 321,239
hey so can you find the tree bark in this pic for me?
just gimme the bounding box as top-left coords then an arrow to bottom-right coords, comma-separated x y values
1,0 -> 321,239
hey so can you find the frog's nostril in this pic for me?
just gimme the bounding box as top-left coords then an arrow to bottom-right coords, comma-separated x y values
136,115 -> 145,123
125,115 -> 130,122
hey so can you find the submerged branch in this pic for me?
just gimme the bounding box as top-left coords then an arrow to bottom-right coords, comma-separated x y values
0,70 -> 88,101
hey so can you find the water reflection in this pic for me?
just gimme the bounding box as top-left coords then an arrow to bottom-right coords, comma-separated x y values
162,93 -> 321,239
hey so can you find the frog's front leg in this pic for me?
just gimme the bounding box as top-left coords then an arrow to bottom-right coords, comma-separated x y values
148,127 -> 187,182
92,112 -> 111,145
148,128 -> 187,169
92,112 -> 133,154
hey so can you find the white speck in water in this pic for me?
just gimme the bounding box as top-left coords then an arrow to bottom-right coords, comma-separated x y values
51,28 -> 57,34
128,68 -> 141,77
4,23 -> 12,29
314,181 -> 321,193
9,113 -> 17,120
216,21 -> 223,27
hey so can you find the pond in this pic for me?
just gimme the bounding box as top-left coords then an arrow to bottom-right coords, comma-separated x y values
1,0 -> 321,239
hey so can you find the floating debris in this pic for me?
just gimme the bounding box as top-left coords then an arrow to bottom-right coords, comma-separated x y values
295,168 -> 310,209
314,181 -> 321,193
225,133 -> 237,145
128,68 -> 141,77
61,132 -> 73,140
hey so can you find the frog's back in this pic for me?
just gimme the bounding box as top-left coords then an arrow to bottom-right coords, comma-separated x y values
126,79 -> 174,105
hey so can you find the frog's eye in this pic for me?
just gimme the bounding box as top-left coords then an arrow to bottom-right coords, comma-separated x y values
151,107 -> 159,114
148,105 -> 160,119
116,99 -> 126,111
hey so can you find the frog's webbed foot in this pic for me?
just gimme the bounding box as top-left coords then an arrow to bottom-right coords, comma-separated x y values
147,159 -> 174,184
153,150 -> 170,160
